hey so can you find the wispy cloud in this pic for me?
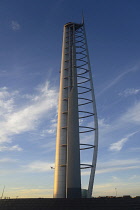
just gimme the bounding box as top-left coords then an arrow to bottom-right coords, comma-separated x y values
41,118 -> 57,136
0,81 -> 58,144
40,141 -> 55,153
109,131 -> 139,151
111,176 -> 120,181
96,165 -> 140,174
82,158 -> 140,176
98,118 -> 111,136
119,88 -> 140,97
129,147 -> 140,152
96,158 -> 140,174
129,175 -> 140,180
0,158 -> 18,163
109,137 -> 128,151
98,158 -> 140,168
98,118 -> 110,129
82,165 -> 140,176
98,65 -> 138,96
98,100 -> 140,147
11,20 -> 21,31
6,188 -> 53,198
120,101 -> 140,124
23,161 -> 53,172
0,145 -> 22,152
0,87 -> 18,117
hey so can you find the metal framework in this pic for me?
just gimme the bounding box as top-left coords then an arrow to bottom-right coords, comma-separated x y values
54,20 -> 98,198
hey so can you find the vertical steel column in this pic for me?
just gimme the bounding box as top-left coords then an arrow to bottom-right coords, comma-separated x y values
82,23 -> 98,198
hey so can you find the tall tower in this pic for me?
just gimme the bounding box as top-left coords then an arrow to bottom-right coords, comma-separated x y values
54,20 -> 98,199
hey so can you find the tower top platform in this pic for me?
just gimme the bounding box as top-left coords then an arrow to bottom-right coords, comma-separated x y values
64,22 -> 83,29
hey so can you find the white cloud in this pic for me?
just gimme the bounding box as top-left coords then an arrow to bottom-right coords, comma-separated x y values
112,176 -> 120,181
82,165 -> 140,176
0,81 -> 58,144
129,175 -> 140,180
96,158 -> 140,174
23,161 -> 53,172
98,118 -> 110,128
98,158 -> 140,168
82,158 -> 140,176
0,145 -> 22,152
97,101 -> 140,147
129,147 -> 140,151
98,118 -> 110,136
46,129 -> 55,134
46,119 -> 57,134
0,87 -> 9,98
120,101 -> 140,124
40,117 -> 57,136
98,65 -> 138,96
6,188 -> 53,198
0,87 -> 18,118
109,137 -> 128,151
0,158 -> 18,163
96,165 -> 140,174
109,131 -> 139,151
11,21 -> 21,31
119,88 -> 140,97
40,141 -> 55,152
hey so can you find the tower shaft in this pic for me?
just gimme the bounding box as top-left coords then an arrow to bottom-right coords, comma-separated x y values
54,21 -> 98,199
54,23 -> 81,198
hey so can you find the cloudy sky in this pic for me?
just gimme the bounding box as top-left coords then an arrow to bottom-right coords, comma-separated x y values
0,0 -> 140,198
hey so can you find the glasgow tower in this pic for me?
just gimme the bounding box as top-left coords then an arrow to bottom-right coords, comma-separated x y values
54,19 -> 98,198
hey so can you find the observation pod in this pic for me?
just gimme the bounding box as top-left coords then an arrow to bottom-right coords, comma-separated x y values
54,21 -> 98,198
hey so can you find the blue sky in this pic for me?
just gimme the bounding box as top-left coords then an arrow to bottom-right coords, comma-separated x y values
0,0 -> 140,198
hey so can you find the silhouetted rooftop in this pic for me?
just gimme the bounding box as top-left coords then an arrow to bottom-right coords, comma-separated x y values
0,197 -> 140,210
